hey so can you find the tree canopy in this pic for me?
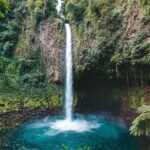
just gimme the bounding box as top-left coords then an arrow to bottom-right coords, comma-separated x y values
0,0 -> 10,18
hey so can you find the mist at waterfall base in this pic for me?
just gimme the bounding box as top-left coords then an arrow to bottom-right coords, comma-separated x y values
4,114 -> 141,150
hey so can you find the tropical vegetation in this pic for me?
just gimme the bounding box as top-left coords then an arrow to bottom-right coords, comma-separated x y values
0,0 -> 149,139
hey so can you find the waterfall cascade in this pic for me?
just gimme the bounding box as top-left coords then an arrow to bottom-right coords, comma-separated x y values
56,0 -> 73,121
65,23 -> 73,121
49,0 -> 99,132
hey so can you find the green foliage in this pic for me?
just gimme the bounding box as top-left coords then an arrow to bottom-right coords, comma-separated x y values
66,0 -> 87,22
65,0 -> 121,77
111,54 -> 123,65
0,84 -> 63,113
0,0 -> 28,57
50,95 -> 62,108
130,105 -> 150,136
132,32 -> 147,45
27,0 -> 56,23
0,56 -> 63,113
3,42 -> 13,56
0,0 -> 10,18
0,0 -> 59,114
65,0 -> 149,80
14,0 -> 56,59
0,0 -> 56,58
128,88 -> 145,109
0,125 -> 17,135
0,96 -> 19,113
23,98 -> 49,109
140,0 -> 150,5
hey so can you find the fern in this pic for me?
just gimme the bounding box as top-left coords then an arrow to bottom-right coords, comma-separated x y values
130,105 -> 150,136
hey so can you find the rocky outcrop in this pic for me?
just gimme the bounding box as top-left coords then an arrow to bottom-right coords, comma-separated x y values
122,0 -> 150,40
38,19 -> 64,82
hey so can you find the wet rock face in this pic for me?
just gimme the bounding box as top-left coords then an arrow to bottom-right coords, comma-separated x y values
38,19 -> 64,82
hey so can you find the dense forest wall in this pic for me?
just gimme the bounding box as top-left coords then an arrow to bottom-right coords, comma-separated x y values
0,0 -> 64,114
65,0 -> 150,84
0,0 -> 149,84
0,0 -> 149,113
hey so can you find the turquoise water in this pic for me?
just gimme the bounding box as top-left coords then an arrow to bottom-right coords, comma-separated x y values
4,114 -> 140,150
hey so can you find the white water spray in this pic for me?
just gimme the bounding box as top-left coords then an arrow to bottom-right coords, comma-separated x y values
56,0 -> 62,14
56,0 -> 64,18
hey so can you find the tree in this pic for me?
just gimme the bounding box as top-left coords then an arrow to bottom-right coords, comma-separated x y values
0,0 -> 10,18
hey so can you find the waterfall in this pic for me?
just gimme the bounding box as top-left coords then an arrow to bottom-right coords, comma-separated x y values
56,0 -> 64,19
56,0 -> 73,121
49,0 -> 99,132
65,23 -> 73,121
56,0 -> 62,14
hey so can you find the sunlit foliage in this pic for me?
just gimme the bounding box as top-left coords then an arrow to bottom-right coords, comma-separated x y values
130,105 -> 150,136
0,0 -> 10,18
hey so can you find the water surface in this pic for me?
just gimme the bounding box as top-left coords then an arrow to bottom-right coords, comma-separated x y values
3,114 -> 141,150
